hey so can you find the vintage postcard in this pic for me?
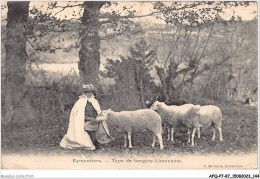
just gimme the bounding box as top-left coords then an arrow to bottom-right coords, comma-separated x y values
1,0 -> 258,173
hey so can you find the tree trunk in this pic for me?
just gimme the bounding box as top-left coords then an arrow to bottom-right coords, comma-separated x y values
4,2 -> 36,123
166,60 -> 178,101
165,75 -> 175,101
139,66 -> 145,107
154,66 -> 169,102
217,75 -> 221,99
79,2 -> 106,90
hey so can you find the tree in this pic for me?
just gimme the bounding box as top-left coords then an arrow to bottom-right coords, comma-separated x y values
25,2 -> 135,89
101,39 -> 157,107
148,1 -> 251,102
78,2 -> 106,88
3,1 -> 36,123
78,1 -> 138,89
9,2 -> 154,90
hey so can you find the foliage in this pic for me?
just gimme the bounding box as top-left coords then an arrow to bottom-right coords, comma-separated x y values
101,39 -> 158,105
142,2 -> 257,102
1,2 -> 257,120
153,1 -> 250,26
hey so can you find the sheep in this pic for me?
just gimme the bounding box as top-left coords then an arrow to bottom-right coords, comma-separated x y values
150,101 -> 197,143
187,105 -> 223,146
96,109 -> 164,150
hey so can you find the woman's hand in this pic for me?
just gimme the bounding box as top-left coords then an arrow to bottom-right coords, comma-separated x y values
86,117 -> 104,123
86,117 -> 96,121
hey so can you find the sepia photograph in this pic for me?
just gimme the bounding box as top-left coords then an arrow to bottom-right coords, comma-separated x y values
1,0 -> 258,175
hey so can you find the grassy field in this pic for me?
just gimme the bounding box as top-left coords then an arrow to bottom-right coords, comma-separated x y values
1,101 -> 258,157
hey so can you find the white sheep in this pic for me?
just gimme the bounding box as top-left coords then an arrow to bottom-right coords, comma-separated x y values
150,101 -> 197,143
187,105 -> 223,146
96,109 -> 164,150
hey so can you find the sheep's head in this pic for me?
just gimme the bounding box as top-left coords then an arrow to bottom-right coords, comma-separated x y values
146,93 -> 160,108
189,105 -> 201,120
146,100 -> 155,108
186,105 -> 201,120
150,101 -> 164,111
96,109 -> 112,121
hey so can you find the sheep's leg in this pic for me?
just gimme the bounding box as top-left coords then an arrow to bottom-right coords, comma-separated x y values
152,133 -> 156,148
212,128 -> 216,141
191,128 -> 197,146
210,123 -> 216,141
170,127 -> 174,143
128,131 -> 133,149
218,127 -> 223,141
155,133 -> 164,150
123,132 -> 127,148
167,127 -> 170,141
197,127 -> 200,138
187,128 -> 191,143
